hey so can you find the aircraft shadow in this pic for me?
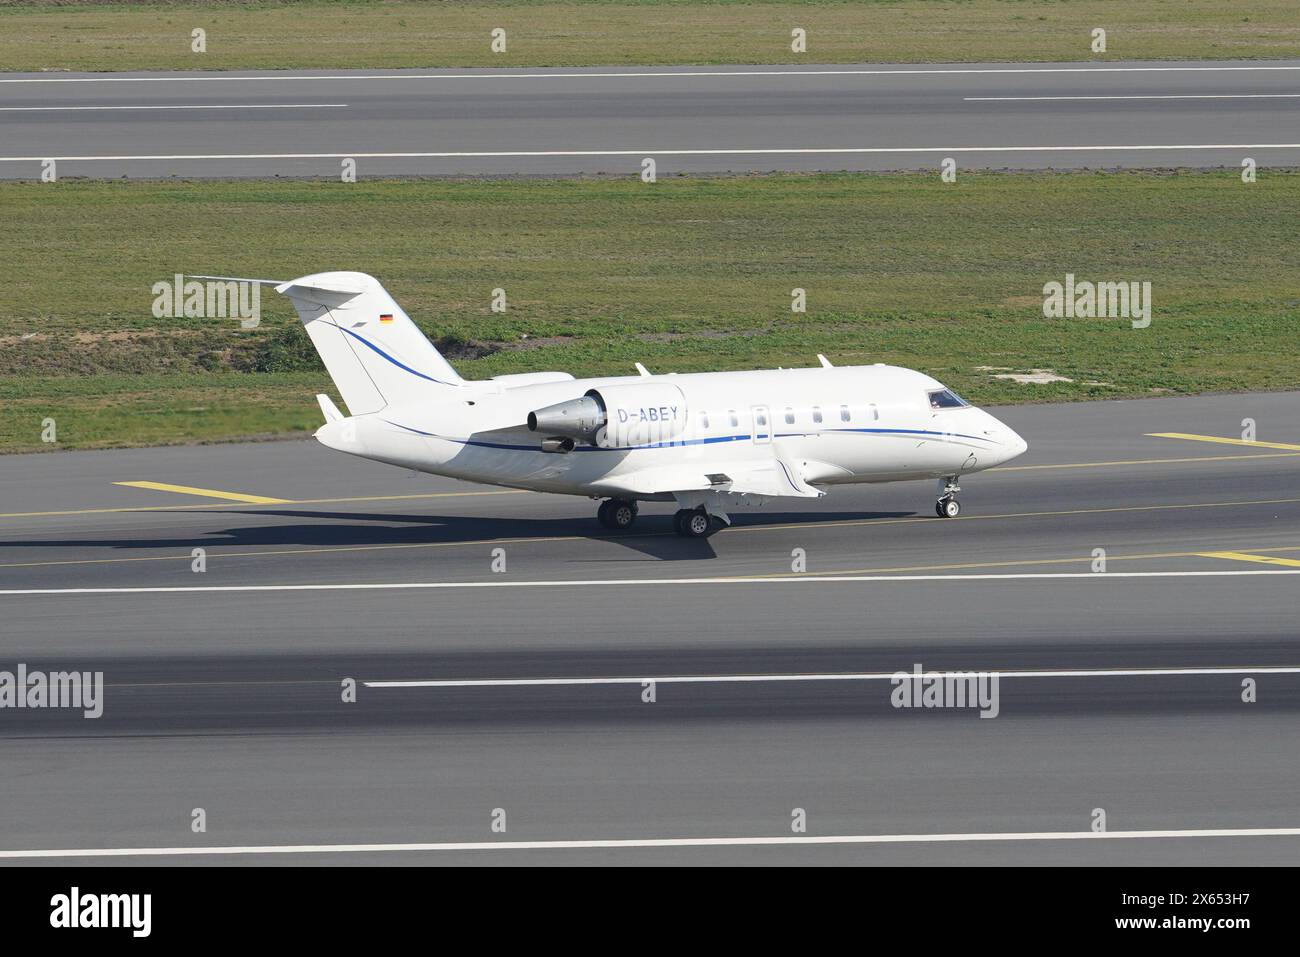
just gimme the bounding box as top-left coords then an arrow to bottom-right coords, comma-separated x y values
0,508 -> 916,565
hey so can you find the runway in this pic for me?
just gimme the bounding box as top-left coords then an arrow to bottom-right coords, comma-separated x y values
3,60 -> 1300,178
1,390 -> 1298,864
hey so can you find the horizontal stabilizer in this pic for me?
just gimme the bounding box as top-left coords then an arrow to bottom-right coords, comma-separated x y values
274,278 -> 369,306
188,274 -> 288,287
189,275 -> 369,301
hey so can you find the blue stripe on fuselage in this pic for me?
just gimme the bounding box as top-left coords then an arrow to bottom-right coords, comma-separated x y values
381,421 -> 995,451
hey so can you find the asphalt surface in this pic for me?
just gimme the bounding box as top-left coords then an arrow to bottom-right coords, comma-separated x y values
3,60 -> 1300,179
1,390 -> 1299,864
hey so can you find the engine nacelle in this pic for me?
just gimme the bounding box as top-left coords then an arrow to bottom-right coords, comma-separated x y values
528,395 -> 605,442
591,382 -> 687,448
527,382 -> 688,448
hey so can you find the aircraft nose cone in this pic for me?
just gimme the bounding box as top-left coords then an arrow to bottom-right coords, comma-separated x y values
1004,429 -> 1028,460
984,414 -> 1027,463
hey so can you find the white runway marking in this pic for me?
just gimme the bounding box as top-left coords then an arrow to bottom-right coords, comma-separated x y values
3,65 -> 1300,83
966,94 -> 1300,101
0,103 -> 347,112
3,143 -> 1300,163
3,826 -> 1298,859
366,665 -> 1300,689
2,568 -> 1299,597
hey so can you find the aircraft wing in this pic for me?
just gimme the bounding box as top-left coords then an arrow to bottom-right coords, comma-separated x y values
601,457 -> 824,499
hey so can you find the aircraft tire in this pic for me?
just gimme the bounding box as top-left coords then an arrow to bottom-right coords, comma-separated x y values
599,499 -> 637,530
676,508 -> 715,538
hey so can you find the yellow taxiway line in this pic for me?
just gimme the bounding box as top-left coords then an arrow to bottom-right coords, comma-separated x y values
0,444 -> 1295,522
0,488 -> 526,520
1198,551 -> 1300,568
0,495 -> 1298,571
716,544 -> 1300,581
995,450 -> 1300,471
1147,432 -> 1300,452
113,480 -> 291,505
727,496 -> 1300,537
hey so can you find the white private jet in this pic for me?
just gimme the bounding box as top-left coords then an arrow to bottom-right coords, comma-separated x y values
201,272 -> 1028,537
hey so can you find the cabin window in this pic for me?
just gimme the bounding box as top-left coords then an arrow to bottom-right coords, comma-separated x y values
784,408 -> 795,425
840,405 -> 851,422
729,410 -> 739,428
869,403 -> 879,421
699,411 -> 709,430
755,410 -> 768,427
812,406 -> 823,424
928,389 -> 968,410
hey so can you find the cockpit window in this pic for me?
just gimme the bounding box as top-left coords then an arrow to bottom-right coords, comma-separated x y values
928,388 -> 969,410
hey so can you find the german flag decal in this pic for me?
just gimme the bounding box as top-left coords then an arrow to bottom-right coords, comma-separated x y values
379,314 -> 394,324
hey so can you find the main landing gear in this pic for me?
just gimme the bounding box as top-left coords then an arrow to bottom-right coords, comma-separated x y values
935,476 -> 962,519
673,507 -> 725,539
596,499 -> 725,538
597,498 -> 638,531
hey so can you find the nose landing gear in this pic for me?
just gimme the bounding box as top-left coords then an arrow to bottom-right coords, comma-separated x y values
597,498 -> 638,530
935,477 -> 962,518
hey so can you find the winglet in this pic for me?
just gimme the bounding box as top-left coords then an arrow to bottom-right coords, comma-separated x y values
316,393 -> 344,424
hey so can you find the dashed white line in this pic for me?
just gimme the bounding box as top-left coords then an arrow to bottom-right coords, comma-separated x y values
1,143 -> 1299,163
365,665 -> 1300,689
0,103 -> 347,112
2,568 -> 1299,597
966,94 -> 1300,101
3,826 -> 1298,859
3,65 -> 1300,83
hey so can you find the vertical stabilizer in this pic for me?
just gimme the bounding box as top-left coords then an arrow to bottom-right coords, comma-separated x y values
274,272 -> 463,415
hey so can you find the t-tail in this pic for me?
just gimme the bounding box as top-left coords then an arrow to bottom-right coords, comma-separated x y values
192,271 -> 464,414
